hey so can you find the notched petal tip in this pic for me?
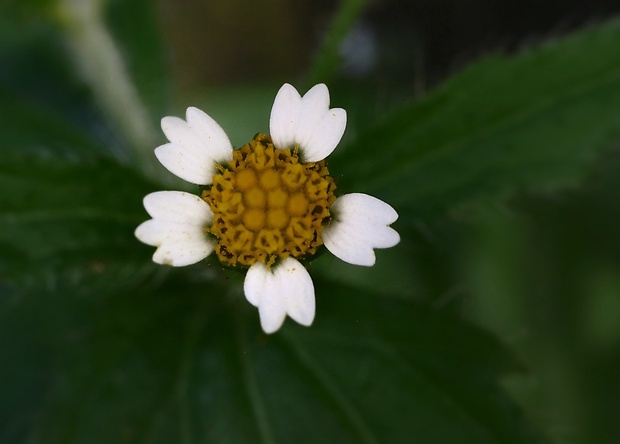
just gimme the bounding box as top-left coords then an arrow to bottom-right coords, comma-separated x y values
378,226 -> 401,249
185,105 -> 202,116
380,200 -> 399,225
259,307 -> 287,335
323,193 -> 400,267
277,82 -> 301,96
160,115 -> 184,134
302,83 -> 330,108
135,190 -> 216,267
151,242 -> 213,267
141,190 -> 213,225
135,218 -> 215,267
156,107 -> 233,184
244,262 -> 266,307
270,83 -> 303,150
323,229 -> 377,267
301,106 -> 347,162
272,83 -> 303,111
185,106 -> 234,161
134,219 -> 155,245
270,82 -> 347,161
154,143 -> 214,185
243,258 -> 315,334
279,257 -> 315,327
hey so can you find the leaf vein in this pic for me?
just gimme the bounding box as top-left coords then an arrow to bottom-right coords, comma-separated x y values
281,332 -> 379,444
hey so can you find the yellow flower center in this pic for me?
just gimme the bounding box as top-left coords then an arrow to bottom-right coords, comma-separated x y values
202,133 -> 336,268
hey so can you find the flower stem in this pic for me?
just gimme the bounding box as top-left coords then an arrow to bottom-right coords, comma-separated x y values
55,0 -> 160,179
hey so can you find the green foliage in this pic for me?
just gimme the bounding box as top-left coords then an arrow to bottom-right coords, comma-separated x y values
463,152 -> 620,444
0,89 -> 157,287
0,278 -> 547,444
1,1 -> 618,443
332,19 -> 620,217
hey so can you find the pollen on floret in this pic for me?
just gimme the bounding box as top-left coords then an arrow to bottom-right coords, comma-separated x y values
202,133 -> 336,268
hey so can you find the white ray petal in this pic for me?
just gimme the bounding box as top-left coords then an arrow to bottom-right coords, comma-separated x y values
323,193 -> 400,267
258,293 -> 288,334
244,258 -> 316,334
155,108 -> 233,185
155,141 -> 214,185
135,191 -> 215,267
244,261 -> 268,307
161,116 -> 201,147
142,191 -> 213,226
269,83 -> 347,162
244,262 -> 287,333
301,107 -> 347,162
135,220 -> 215,267
185,107 -> 234,163
278,257 -> 315,327
269,83 -> 302,150
295,84 -> 330,151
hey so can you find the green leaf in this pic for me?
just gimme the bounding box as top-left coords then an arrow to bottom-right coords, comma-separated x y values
331,19 -> 620,217
0,278 -> 548,444
0,92 -> 158,288
0,157 -> 153,279
460,149 -> 620,444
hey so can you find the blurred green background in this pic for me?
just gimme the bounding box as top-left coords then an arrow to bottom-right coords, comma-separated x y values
2,0 -> 620,443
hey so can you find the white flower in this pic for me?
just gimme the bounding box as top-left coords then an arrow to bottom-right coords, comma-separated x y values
135,83 -> 400,334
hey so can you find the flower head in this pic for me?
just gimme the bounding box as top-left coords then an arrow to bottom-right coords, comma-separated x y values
136,84 -> 399,333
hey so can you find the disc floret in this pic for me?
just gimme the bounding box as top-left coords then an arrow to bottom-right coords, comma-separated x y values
201,133 -> 336,268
